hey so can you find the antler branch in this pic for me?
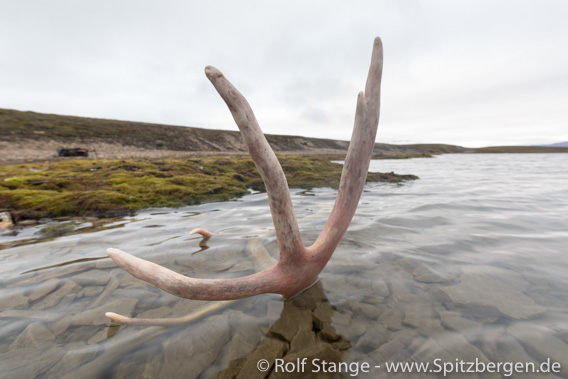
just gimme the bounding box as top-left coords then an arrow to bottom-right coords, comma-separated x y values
309,37 -> 383,263
204,66 -> 306,263
105,37 -> 383,322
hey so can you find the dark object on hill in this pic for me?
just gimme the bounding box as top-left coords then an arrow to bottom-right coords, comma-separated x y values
57,147 -> 88,157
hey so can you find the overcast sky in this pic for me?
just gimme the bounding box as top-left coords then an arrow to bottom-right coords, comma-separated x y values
1,1 -> 567,147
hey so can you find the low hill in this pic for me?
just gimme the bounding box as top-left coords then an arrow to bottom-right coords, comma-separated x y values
0,108 -> 465,165
2,108 -> 566,165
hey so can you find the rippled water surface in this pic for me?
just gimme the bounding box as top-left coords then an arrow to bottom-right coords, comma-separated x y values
1,154 -> 567,378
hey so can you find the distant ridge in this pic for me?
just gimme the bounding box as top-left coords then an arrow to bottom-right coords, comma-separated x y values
538,141 -> 568,148
0,107 -> 464,157
1,108 -> 567,165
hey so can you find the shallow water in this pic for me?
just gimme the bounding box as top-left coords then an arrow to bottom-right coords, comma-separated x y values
1,154 -> 567,378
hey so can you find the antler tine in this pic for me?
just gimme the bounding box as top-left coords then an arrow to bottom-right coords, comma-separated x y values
106,248 -> 289,300
310,37 -> 383,262
365,37 -> 383,113
205,66 -> 305,263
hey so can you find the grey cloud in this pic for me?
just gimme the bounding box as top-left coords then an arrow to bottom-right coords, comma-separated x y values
300,106 -> 331,125
1,0 -> 567,146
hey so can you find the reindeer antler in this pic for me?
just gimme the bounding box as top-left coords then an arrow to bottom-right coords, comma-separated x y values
105,37 -> 383,321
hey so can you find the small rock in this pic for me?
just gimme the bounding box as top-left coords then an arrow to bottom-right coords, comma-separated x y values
390,281 -> 416,303
412,332 -> 492,375
290,326 -> 318,352
50,315 -> 74,336
227,260 -> 254,273
139,353 -> 164,378
371,279 -> 390,297
508,322 -> 568,377
221,332 -> 262,369
46,341 -> 100,376
402,297 -> 430,328
437,309 -> 482,333
71,269 -> 111,286
27,278 -> 60,302
32,280 -> 81,310
0,211 -> 14,227
312,301 -> 334,328
370,338 -> 407,364
362,295 -> 385,305
341,316 -> 368,340
160,315 -> 231,378
330,309 -> 352,327
135,306 -> 174,320
441,268 -> 546,320
81,286 -> 104,298
350,301 -> 381,319
382,308 -> 404,331
270,305 -> 312,342
0,291 -> 29,310
222,336 -> 288,379
9,322 -> 55,349
276,342 -> 344,379
1,347 -> 66,378
266,299 -> 284,320
35,222 -> 78,238
355,324 -> 388,352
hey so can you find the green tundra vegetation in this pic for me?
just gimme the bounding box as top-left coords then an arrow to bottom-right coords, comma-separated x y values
0,155 -> 417,219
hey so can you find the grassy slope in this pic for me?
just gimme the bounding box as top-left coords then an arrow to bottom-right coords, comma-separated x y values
0,108 -> 346,152
3,108 -> 567,154
0,108 -> 465,155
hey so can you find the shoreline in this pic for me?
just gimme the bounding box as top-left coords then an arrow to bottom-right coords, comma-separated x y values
0,155 -> 419,222
2,139 -> 566,167
0,139 -> 350,167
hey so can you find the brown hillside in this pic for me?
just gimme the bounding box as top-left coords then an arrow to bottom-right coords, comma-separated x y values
0,108 -> 465,165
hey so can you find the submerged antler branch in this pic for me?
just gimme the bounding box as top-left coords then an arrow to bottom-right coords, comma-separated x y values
105,37 -> 383,323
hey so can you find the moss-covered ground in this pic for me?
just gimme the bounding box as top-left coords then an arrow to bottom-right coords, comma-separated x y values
0,155 -> 417,219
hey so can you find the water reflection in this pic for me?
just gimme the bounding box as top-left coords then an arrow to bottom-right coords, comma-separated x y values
0,216 -> 129,251
216,282 -> 350,378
